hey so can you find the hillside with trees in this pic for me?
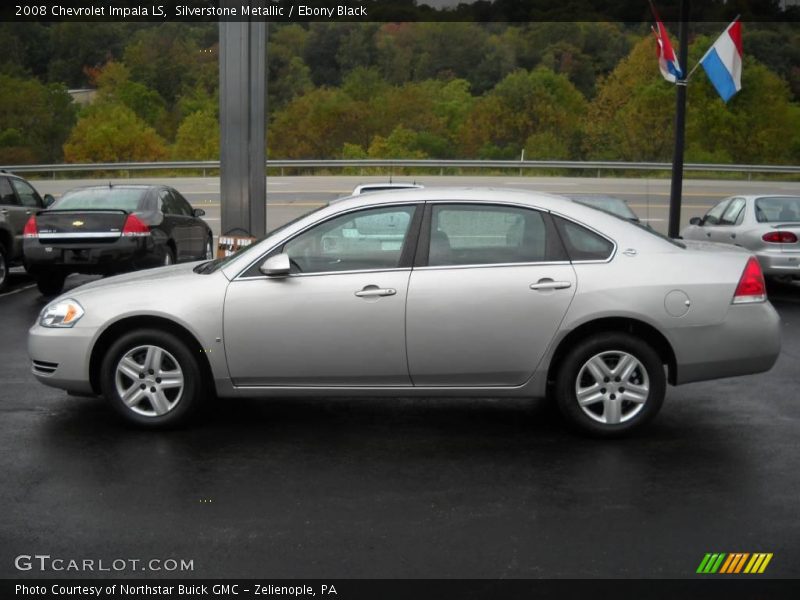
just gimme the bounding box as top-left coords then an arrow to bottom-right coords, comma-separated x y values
0,21 -> 799,166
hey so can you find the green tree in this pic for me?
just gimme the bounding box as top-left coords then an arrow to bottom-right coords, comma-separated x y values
172,110 -> 219,160
0,74 -> 76,163
95,61 -> 168,134
63,102 -> 167,162
460,68 -> 587,159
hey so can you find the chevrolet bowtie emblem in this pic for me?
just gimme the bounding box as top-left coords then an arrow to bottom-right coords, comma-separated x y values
72,220 -> 84,227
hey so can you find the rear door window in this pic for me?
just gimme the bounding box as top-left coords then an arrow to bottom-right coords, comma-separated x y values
719,197 -> 746,226
427,204 -> 558,267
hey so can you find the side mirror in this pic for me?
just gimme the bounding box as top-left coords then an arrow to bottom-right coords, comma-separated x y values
193,208 -> 206,217
43,194 -> 55,207
689,217 -> 702,226
259,253 -> 291,277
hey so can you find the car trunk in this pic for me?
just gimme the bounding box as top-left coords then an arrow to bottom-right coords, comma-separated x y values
35,210 -> 129,245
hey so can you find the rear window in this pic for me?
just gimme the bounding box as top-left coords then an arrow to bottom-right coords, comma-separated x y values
553,216 -> 615,261
54,188 -> 147,211
755,197 -> 800,223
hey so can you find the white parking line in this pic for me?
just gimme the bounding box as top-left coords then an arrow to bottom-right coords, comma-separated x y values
0,284 -> 36,298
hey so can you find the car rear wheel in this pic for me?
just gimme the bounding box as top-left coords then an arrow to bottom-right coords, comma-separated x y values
36,272 -> 66,296
100,329 -> 204,428
0,245 -> 8,292
554,332 -> 665,437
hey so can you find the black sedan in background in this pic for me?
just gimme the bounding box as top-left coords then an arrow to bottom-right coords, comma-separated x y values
24,184 -> 213,295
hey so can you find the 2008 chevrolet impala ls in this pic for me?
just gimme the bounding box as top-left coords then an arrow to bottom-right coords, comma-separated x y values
28,188 -> 781,436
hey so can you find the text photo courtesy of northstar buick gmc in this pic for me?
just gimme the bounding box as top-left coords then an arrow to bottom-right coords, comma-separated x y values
28,188 -> 781,437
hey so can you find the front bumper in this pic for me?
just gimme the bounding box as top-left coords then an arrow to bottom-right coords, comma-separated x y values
28,323 -> 96,395
670,301 -> 781,385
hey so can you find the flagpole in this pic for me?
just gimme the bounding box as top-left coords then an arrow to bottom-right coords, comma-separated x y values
668,0 -> 690,239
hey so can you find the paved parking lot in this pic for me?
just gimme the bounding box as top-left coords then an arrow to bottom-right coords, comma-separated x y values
1,265 -> 799,577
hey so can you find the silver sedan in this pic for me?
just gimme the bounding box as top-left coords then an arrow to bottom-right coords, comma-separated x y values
681,195 -> 800,280
28,188 -> 781,437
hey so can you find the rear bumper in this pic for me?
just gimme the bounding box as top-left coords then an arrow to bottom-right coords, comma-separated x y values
755,250 -> 800,276
671,301 -> 781,385
24,237 -> 160,274
28,323 -> 95,395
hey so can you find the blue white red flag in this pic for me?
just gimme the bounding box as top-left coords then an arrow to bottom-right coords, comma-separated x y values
652,17 -> 683,83
700,19 -> 743,102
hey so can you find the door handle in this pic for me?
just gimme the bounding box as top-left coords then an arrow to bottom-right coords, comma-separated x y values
355,286 -> 396,298
0,209 -> 8,215
706,232 -> 712,237
530,280 -> 572,291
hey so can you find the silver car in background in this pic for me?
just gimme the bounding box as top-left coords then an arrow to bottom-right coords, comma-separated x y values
28,188 -> 781,437
681,195 -> 800,281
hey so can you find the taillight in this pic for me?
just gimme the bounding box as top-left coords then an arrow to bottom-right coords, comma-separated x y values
732,256 -> 766,304
23,216 -> 38,238
762,231 -> 798,243
121,214 -> 150,237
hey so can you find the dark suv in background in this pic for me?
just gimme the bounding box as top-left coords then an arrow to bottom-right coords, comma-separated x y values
0,171 -> 53,291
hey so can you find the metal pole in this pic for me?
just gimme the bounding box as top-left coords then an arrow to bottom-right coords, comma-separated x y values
219,6 -> 266,239
668,0 -> 690,238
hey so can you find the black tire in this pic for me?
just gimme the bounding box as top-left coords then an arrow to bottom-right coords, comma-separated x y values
36,273 -> 66,296
163,245 -> 176,266
100,328 -> 205,428
0,244 -> 8,292
554,332 -> 666,438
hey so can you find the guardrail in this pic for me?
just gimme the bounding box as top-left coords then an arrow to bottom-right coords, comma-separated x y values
2,159 -> 800,176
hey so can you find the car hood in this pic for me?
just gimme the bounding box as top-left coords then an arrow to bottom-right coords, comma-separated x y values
66,262 -> 202,296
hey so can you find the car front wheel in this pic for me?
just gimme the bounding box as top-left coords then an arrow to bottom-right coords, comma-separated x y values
100,329 -> 205,427
554,332 -> 666,437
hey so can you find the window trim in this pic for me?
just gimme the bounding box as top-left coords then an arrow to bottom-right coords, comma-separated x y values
234,202 -> 424,280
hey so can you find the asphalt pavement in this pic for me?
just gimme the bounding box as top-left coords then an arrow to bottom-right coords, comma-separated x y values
1,271 -> 799,578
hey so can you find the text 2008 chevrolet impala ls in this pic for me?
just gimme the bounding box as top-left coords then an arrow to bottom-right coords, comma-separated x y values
28,188 -> 781,436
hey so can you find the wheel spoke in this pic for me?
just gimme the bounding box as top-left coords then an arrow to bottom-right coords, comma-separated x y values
118,357 -> 141,381
150,390 -> 171,416
603,398 -> 622,425
621,383 -> 649,404
144,347 -> 163,372
121,385 -> 145,407
577,384 -> 604,406
586,356 -> 611,382
614,354 -> 637,381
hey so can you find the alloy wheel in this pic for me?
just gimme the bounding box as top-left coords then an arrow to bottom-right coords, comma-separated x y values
574,350 -> 650,425
114,345 -> 184,417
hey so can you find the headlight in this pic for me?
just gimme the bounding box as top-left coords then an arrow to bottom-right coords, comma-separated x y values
39,299 -> 85,328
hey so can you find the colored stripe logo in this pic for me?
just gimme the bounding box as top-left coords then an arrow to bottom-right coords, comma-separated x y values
697,553 -> 773,574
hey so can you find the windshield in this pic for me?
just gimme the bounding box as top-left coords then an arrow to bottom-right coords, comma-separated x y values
54,188 -> 147,211
195,204 -> 328,274
755,197 -> 800,223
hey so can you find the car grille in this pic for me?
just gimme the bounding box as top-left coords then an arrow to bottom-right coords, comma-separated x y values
31,360 -> 59,375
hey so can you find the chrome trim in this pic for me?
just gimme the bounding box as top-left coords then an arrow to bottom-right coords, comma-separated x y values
530,280 -> 572,290
235,267 -> 412,281
37,232 -> 122,240
415,260 -> 571,271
